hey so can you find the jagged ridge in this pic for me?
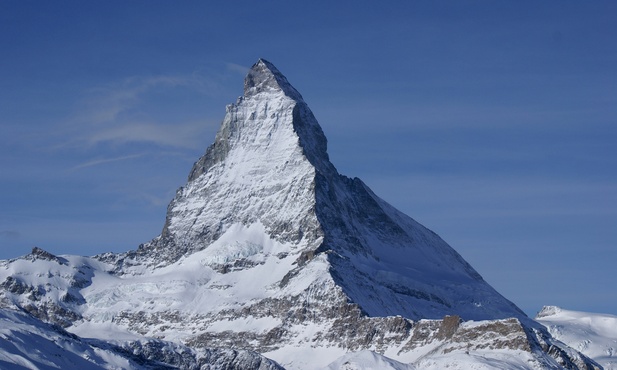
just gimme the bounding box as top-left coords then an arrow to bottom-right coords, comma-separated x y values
130,58 -> 524,321
0,59 -> 603,369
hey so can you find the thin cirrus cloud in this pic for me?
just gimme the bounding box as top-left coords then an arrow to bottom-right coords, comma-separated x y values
82,120 -> 210,149
78,75 -> 198,124
70,153 -> 147,171
226,62 -> 249,75
62,73 -> 223,150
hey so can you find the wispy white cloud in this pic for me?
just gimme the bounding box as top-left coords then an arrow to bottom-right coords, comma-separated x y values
82,120 -> 211,149
131,191 -> 172,207
226,62 -> 249,75
78,75 -> 199,125
60,73 -> 224,150
70,153 -> 146,171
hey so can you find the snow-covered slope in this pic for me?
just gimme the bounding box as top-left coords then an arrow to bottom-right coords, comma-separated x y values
0,59 -> 604,369
0,247 -> 601,369
0,305 -> 283,370
537,306 -> 617,369
0,307 -> 140,370
118,58 -> 525,322
325,350 -> 416,370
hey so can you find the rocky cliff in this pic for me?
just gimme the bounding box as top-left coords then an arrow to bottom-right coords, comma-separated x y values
0,59 -> 602,369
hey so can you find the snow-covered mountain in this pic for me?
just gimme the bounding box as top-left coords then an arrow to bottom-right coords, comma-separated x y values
0,307 -> 282,370
0,59 -> 604,369
119,58 -> 525,321
537,306 -> 617,370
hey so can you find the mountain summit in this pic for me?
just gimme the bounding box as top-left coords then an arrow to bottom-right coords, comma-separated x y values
244,59 -> 305,100
139,58 -> 334,265
134,58 -> 523,321
0,59 -> 600,369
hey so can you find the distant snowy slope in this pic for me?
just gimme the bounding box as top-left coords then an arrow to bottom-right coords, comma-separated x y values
0,307 -> 284,370
536,306 -> 617,369
0,59 -> 604,370
0,308 -> 139,370
325,350 -> 416,370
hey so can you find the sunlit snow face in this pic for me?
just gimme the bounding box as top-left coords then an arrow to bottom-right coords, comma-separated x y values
163,90 -> 323,256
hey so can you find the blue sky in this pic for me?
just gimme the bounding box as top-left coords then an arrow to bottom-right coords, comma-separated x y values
1,1 -> 615,317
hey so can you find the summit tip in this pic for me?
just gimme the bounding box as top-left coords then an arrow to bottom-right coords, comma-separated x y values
244,59 -> 303,101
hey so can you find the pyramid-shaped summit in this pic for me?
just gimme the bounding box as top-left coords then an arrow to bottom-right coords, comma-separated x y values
243,58 -> 304,100
1,59 -> 600,370
136,58 -> 524,322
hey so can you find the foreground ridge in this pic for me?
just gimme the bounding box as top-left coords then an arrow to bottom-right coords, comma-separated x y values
0,60 -> 603,369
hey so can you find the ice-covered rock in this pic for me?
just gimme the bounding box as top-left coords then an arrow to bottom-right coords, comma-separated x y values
0,307 -> 281,370
0,59 -> 604,369
537,306 -> 617,369
126,58 -> 526,321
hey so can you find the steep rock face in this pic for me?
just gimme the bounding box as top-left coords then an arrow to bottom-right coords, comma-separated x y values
0,59 -> 603,369
133,58 -> 523,321
0,307 -> 284,370
536,306 -> 617,370
139,59 -> 329,265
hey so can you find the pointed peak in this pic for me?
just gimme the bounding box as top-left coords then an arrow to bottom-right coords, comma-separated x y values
255,57 -> 275,69
244,59 -> 303,101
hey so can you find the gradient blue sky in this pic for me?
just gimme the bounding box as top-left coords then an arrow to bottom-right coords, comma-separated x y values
1,1 -> 615,317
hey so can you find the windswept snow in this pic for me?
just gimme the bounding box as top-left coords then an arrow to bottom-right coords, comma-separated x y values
0,308 -> 138,370
0,59 -> 606,370
325,350 -> 416,370
537,306 -> 617,369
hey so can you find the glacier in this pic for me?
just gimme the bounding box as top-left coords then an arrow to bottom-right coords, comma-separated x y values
537,306 -> 617,370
